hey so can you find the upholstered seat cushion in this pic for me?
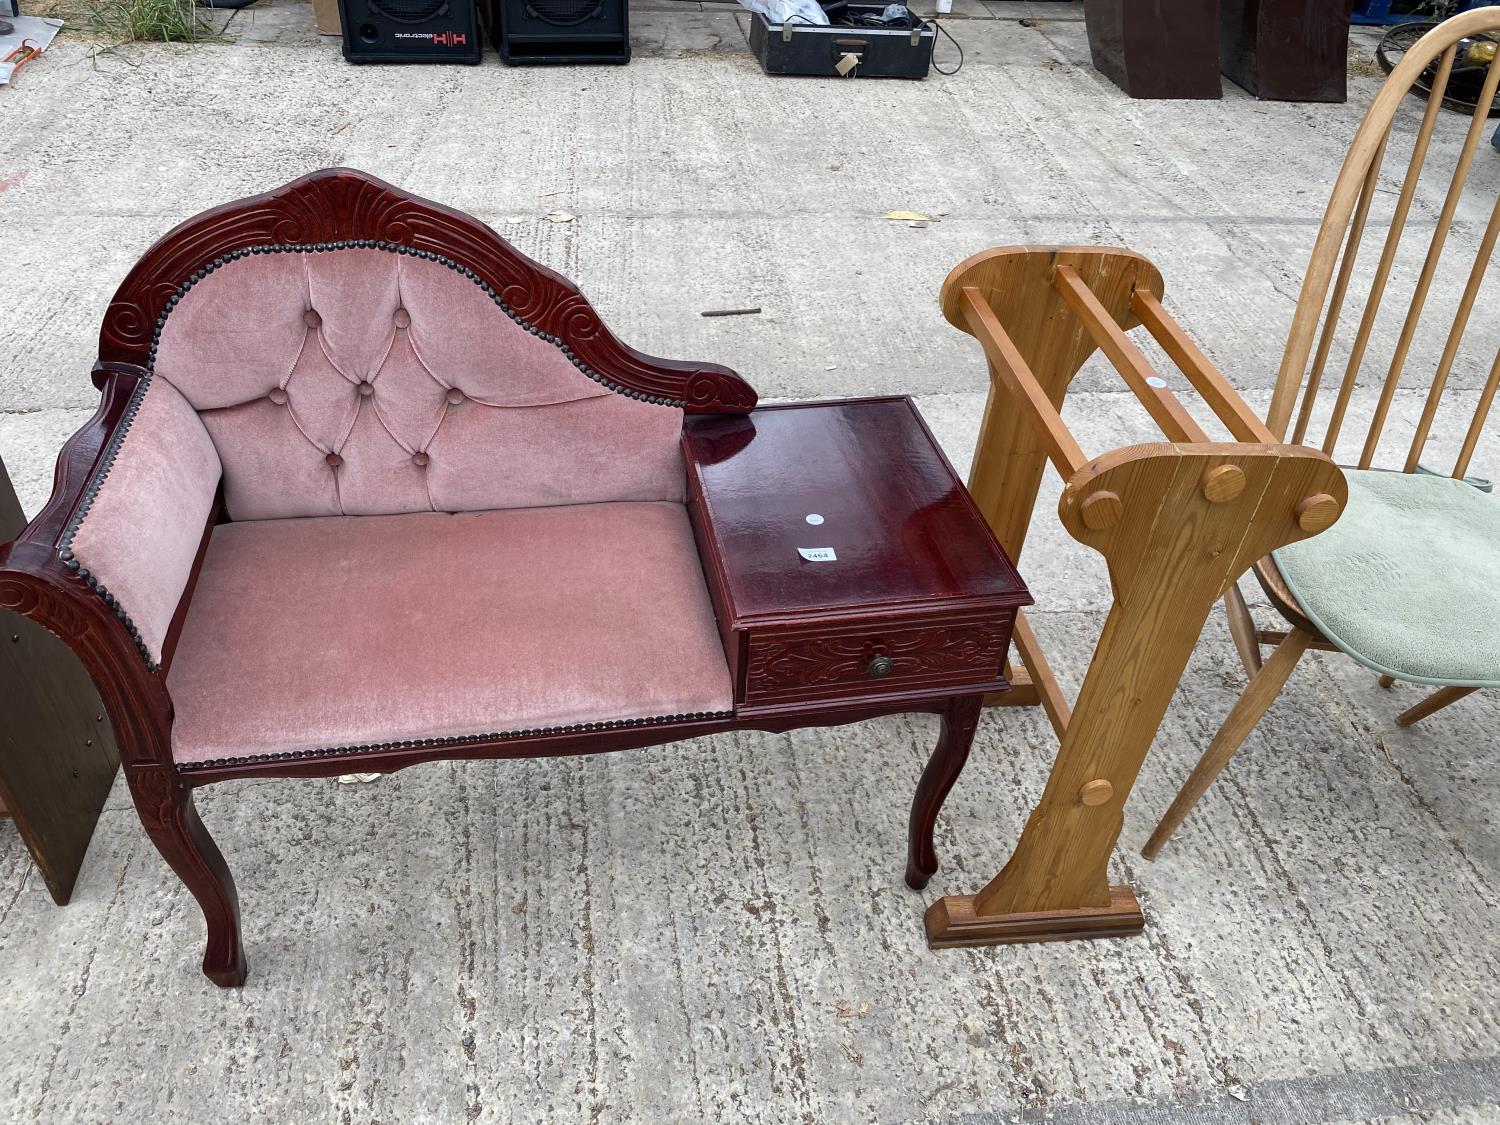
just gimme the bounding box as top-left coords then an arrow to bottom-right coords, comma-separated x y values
166,502 -> 734,765
1271,469 -> 1500,688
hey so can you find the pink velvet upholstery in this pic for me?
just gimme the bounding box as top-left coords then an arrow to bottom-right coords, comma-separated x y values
165,502 -> 733,763
152,248 -> 686,521
68,378 -> 222,664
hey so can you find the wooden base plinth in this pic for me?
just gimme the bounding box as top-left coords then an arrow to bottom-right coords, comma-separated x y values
985,656 -> 1039,708
924,885 -> 1144,948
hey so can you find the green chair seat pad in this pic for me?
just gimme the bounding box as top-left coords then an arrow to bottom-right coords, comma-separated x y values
1271,468 -> 1500,688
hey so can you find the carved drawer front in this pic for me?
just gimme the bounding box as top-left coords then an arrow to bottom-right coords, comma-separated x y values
741,614 -> 1013,706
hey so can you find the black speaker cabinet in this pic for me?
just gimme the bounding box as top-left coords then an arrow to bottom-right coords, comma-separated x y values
486,0 -> 629,65
339,0 -> 483,63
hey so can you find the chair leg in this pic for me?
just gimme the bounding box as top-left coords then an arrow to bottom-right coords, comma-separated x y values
906,694 -> 984,890
1395,685 -> 1479,728
1142,629 -> 1313,860
1223,582 -> 1263,677
127,767 -> 247,987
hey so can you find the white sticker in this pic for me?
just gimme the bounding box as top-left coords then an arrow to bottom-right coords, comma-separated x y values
1145,376 -> 1168,389
797,547 -> 837,562
805,513 -> 824,526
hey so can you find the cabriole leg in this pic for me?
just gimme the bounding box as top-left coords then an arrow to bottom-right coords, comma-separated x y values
906,695 -> 984,890
127,767 -> 247,987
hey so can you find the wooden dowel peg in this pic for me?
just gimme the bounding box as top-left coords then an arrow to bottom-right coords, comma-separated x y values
1202,465 -> 1246,503
1295,493 -> 1340,533
1080,490 -> 1123,530
1079,779 -> 1114,806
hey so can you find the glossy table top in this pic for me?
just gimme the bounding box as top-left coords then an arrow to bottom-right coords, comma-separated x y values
683,397 -> 1031,622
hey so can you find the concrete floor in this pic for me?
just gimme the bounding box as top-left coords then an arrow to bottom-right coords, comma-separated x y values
3,4 -> 1500,1122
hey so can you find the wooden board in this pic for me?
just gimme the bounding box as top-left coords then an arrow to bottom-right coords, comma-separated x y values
926,885 -> 1144,948
0,454 -> 119,904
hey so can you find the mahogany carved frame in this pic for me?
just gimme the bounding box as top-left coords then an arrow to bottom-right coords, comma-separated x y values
0,170 -> 992,986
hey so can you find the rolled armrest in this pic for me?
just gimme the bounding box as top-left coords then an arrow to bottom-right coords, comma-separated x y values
7,366 -> 222,670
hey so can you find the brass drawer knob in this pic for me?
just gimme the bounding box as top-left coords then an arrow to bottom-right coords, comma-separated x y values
867,654 -> 893,678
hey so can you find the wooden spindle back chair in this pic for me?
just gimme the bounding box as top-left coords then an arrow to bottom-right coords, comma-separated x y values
1145,9 -> 1500,859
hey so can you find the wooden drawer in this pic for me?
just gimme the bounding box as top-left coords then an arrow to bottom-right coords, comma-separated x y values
740,612 -> 1014,707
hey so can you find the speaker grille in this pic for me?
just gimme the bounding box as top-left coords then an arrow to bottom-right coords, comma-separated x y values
370,0 -> 445,23
526,0 -> 601,25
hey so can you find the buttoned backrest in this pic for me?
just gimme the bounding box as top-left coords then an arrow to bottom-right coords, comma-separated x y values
151,245 -> 686,521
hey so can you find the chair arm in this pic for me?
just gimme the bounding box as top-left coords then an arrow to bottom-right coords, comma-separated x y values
0,538 -> 174,767
52,366 -> 223,670
0,362 -> 221,766
13,363 -> 148,551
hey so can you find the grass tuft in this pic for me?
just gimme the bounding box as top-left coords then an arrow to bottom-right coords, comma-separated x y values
85,0 -> 220,43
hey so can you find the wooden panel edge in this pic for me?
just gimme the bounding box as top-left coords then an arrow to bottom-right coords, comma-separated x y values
924,885 -> 1144,948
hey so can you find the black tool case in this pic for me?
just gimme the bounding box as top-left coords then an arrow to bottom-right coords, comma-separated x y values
748,6 -> 935,78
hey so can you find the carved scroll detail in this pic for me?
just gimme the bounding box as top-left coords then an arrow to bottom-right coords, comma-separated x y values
747,621 -> 1008,694
99,169 -> 756,413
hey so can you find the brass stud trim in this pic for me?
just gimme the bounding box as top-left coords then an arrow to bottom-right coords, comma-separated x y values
175,710 -> 738,771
